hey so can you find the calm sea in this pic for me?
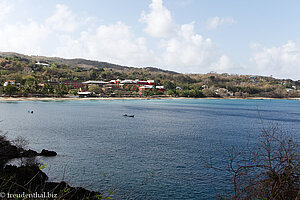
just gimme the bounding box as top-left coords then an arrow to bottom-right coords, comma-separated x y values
0,99 -> 299,199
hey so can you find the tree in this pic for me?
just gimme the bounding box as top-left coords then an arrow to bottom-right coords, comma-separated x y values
189,89 -> 204,97
178,89 -> 190,97
70,89 -> 78,96
54,83 -> 68,97
167,89 -> 176,96
88,85 -> 101,94
163,81 -> 176,90
207,125 -> 299,199
3,83 -> 18,96
202,87 -> 220,97
40,84 -> 54,96
22,79 -> 38,95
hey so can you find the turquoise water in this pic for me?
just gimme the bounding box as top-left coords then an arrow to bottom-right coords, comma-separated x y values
0,99 -> 299,199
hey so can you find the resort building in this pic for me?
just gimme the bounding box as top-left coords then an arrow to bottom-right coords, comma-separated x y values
82,81 -> 109,86
156,86 -> 165,91
63,81 -> 84,89
77,91 -> 92,97
139,85 -> 154,93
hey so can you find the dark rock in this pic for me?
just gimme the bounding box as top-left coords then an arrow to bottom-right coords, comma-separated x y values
1,164 -> 101,199
39,149 -> 57,157
0,137 -> 100,199
0,144 -> 21,160
22,149 -> 38,157
45,182 -> 101,199
2,164 -> 48,191
3,164 -> 17,172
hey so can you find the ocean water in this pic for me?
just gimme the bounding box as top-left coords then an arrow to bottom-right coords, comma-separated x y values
0,99 -> 299,199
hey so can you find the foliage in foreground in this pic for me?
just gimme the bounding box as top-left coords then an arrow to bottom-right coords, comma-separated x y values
209,125 -> 299,199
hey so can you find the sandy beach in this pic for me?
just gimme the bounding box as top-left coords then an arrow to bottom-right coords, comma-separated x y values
0,97 -> 299,101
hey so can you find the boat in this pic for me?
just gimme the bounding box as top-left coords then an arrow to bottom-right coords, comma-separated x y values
123,114 -> 134,118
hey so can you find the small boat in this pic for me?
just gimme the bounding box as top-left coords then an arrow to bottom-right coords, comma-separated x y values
123,114 -> 134,118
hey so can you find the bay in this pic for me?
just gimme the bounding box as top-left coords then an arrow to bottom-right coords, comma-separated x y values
0,99 -> 299,199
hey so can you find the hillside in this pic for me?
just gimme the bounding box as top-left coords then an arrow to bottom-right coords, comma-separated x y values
0,52 -> 299,98
0,52 -> 178,74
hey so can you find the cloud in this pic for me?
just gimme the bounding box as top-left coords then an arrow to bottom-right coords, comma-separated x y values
159,22 -> 229,72
46,4 -> 78,32
0,0 -> 13,22
0,4 -> 79,55
212,55 -> 232,71
0,21 -> 49,55
140,0 -> 231,73
54,22 -> 155,66
57,0 -> 232,73
0,3 -> 154,67
0,1 -> 233,75
0,4 -> 80,55
169,0 -> 194,7
140,0 -> 177,38
250,41 -> 300,79
206,16 -> 236,30
178,0 -> 194,7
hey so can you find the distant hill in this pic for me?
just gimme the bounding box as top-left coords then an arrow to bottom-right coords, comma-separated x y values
0,51 -> 299,98
0,52 -> 178,74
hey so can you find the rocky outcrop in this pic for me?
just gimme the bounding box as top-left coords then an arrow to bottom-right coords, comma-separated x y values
22,149 -> 38,157
39,149 -> 57,157
0,136 -> 101,199
1,165 -> 100,199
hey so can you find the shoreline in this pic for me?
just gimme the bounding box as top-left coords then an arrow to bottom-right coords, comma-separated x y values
0,97 -> 299,101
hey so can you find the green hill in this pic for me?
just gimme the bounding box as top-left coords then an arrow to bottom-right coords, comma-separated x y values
0,52 -> 299,98
0,52 -> 178,74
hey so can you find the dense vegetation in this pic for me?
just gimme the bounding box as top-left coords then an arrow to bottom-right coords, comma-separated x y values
0,52 -> 299,98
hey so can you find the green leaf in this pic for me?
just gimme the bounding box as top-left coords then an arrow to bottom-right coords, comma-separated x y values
39,164 -> 47,170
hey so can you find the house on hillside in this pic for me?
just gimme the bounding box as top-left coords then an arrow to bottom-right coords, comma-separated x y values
47,79 -> 59,87
35,62 -> 50,67
156,86 -> 165,91
110,79 -> 121,84
3,80 -> 20,87
202,85 -> 209,89
137,80 -> 155,85
120,80 -> 135,84
3,80 -> 15,87
139,85 -> 154,95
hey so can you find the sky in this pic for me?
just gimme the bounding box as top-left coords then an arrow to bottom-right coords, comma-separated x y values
0,0 -> 300,80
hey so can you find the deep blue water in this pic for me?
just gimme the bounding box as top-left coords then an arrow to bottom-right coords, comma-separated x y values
0,99 -> 299,199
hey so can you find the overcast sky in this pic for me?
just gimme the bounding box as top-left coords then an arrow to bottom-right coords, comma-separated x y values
0,0 -> 300,80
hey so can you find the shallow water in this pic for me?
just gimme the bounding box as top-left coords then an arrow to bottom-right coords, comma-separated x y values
0,99 -> 299,199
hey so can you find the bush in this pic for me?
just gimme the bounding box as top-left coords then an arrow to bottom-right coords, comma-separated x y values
208,125 -> 299,199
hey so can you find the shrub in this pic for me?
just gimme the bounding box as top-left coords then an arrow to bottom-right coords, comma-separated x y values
208,125 -> 299,199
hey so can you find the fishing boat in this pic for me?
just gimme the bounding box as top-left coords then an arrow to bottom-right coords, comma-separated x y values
123,114 -> 134,118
